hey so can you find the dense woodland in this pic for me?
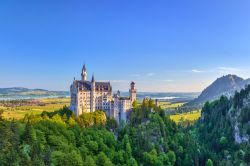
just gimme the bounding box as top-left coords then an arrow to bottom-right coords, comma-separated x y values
196,85 -> 250,165
0,86 -> 250,166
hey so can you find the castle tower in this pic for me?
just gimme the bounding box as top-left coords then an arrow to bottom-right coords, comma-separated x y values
81,64 -> 87,81
129,81 -> 137,103
117,90 -> 121,97
155,99 -> 159,107
90,74 -> 96,112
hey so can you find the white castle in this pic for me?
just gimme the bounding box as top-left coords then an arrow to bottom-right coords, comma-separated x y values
69,64 -> 137,123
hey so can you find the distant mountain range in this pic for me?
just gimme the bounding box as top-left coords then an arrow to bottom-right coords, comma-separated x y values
3,75 -> 249,104
0,87 -> 199,102
188,74 -> 250,106
0,87 -> 69,100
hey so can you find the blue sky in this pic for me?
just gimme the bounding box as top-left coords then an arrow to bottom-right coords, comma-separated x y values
0,0 -> 250,92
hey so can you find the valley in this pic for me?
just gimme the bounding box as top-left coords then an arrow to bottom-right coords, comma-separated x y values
169,110 -> 201,123
1,1 -> 249,165
0,76 -> 249,165
0,97 -> 196,122
0,98 -> 70,120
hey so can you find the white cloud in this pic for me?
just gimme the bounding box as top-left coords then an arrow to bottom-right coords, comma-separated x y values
191,69 -> 205,73
191,67 -> 242,74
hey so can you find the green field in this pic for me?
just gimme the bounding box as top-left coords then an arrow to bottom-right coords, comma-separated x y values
1,98 -> 201,123
158,101 -> 201,123
170,110 -> 201,123
1,98 -> 70,120
159,101 -> 185,109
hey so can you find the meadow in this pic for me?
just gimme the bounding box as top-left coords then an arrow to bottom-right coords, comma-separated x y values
158,101 -> 185,109
1,98 -> 201,123
1,98 -> 70,120
170,110 -> 201,123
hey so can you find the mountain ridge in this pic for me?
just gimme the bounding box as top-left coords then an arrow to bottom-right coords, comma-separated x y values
0,87 -> 50,94
188,74 -> 250,106
0,87 -> 69,100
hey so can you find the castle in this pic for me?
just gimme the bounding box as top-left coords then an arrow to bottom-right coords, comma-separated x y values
69,64 -> 137,123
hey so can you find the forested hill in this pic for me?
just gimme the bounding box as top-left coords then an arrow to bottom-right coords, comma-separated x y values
188,75 -> 250,106
196,84 -> 250,165
0,99 -> 201,166
0,86 -> 249,165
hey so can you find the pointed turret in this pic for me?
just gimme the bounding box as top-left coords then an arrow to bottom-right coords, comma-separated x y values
81,64 -> 87,81
83,64 -> 86,72
91,74 -> 95,83
117,90 -> 120,97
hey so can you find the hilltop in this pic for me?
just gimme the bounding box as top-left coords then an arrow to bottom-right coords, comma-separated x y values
188,75 -> 250,106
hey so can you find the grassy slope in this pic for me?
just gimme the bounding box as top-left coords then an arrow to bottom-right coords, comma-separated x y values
170,110 -> 201,123
158,101 -> 201,123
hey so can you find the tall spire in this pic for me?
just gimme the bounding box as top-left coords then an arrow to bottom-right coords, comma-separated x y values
91,74 -> 95,83
81,64 -> 87,81
83,64 -> 86,72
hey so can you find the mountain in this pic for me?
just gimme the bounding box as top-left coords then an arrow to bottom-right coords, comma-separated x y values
0,87 -> 69,100
196,85 -> 250,164
188,75 -> 250,106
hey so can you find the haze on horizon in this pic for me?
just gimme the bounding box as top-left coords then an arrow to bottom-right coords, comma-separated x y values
0,0 -> 249,92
